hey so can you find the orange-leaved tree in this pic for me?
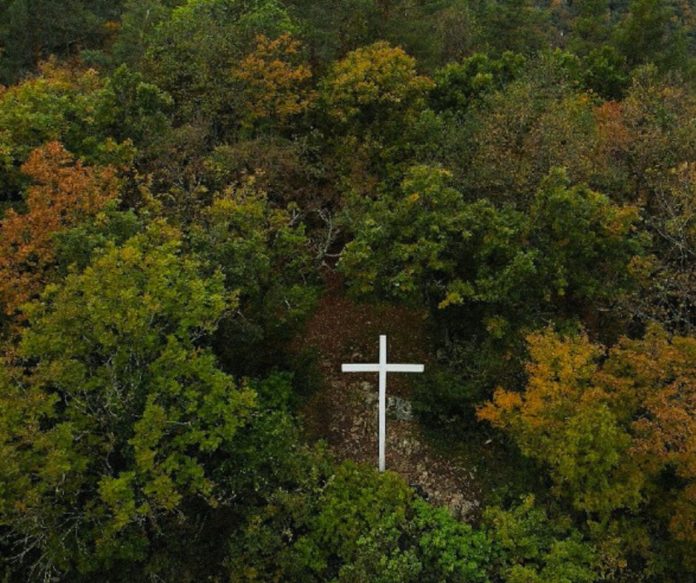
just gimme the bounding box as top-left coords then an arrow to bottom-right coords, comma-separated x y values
601,328 -> 696,545
478,325 -> 696,570
478,328 -> 645,518
0,142 -> 118,319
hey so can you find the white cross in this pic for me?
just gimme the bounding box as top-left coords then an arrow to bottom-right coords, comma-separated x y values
342,335 -> 424,472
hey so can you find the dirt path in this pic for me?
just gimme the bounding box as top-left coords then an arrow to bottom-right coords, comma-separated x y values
294,276 -> 481,519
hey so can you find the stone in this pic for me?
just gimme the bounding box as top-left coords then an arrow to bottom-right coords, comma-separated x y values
387,395 -> 413,421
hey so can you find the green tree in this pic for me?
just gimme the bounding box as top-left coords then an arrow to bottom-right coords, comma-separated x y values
286,0 -> 463,71
283,0 -> 383,67
190,176 -> 318,374
614,0 -> 690,72
484,495 -> 598,583
93,64 -> 174,155
340,165 -> 641,413
0,223 -> 257,577
0,0 -> 122,83
567,0 -> 612,56
341,165 -> 640,333
143,0 -> 296,129
580,45 -> 629,100
477,0 -> 554,56
430,51 -> 526,115
228,462 -> 492,582
110,0 -> 182,67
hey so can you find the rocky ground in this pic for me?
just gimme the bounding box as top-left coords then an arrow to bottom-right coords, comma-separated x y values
294,274 -> 482,520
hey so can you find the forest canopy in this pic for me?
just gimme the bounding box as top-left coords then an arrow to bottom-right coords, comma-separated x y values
0,0 -> 695,581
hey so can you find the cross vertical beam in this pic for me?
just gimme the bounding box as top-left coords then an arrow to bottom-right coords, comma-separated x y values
378,334 -> 387,472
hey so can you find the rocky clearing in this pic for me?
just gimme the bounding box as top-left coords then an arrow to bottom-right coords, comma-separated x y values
294,276 -> 483,520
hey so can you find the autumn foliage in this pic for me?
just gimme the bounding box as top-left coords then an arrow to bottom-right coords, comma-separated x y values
1,0 -> 696,580
479,326 -> 696,556
320,41 -> 434,128
231,33 -> 314,131
0,142 -> 118,317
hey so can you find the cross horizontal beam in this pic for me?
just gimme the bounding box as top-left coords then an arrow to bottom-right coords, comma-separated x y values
387,364 -> 424,373
342,363 -> 379,372
342,363 -> 424,373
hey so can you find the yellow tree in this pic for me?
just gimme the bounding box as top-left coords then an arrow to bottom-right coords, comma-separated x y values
320,41 -> 433,130
318,41 -> 434,188
231,33 -> 314,133
478,329 -> 645,518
